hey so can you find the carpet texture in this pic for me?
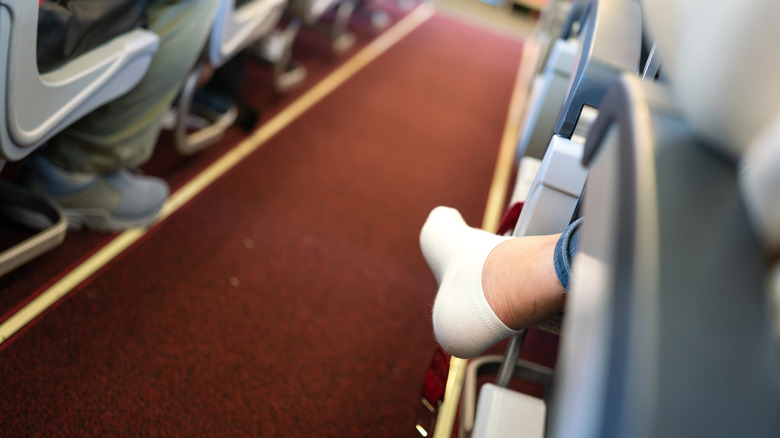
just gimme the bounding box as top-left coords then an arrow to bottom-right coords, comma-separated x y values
0,10 -> 548,437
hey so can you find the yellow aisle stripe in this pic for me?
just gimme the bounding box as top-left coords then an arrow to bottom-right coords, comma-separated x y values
481,38 -> 538,233
433,38 -> 539,438
0,2 -> 436,345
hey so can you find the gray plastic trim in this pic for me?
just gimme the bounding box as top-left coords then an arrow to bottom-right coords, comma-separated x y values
0,0 -> 159,161
553,0 -> 642,139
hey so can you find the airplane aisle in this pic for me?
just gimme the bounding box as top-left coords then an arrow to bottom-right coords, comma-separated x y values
0,7 -> 534,436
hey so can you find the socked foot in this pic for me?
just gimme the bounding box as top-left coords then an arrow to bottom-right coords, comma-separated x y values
482,234 -> 566,330
420,206 -> 566,358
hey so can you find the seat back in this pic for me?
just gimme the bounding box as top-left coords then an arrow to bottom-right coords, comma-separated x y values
531,0 -> 588,75
645,0 -> 780,272
511,0 -> 642,237
640,0 -> 780,256
0,0 -> 159,162
171,0 -> 288,155
554,0 -> 641,139
550,71 -> 780,438
207,0 -> 287,68
515,31 -> 579,161
548,0 -> 780,433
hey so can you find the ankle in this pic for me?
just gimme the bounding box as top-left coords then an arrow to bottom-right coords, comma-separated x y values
482,234 -> 566,330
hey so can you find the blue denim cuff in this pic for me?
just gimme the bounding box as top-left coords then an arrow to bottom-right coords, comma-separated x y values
553,218 -> 583,292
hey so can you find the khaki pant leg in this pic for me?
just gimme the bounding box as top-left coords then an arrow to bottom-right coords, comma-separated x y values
44,0 -> 218,173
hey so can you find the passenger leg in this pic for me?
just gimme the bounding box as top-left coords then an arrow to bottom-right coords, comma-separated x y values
420,206 -> 576,358
43,0 -> 218,172
21,0 -> 218,231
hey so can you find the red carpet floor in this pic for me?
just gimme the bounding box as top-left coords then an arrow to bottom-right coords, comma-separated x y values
0,10 -> 540,437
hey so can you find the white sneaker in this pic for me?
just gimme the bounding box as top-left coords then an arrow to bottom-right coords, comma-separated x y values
17,154 -> 169,232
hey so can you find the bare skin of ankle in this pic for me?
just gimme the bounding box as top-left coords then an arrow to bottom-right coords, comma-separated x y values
481,234 -> 567,330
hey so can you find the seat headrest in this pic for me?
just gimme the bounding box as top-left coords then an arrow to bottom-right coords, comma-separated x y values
643,0 -> 780,159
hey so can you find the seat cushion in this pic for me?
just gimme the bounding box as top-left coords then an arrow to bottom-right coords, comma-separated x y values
37,0 -> 151,73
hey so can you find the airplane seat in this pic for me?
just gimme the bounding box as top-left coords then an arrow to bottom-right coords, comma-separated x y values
643,0 -> 780,261
171,0 -> 287,155
643,0 -> 780,161
457,1 -> 644,437
514,4 -> 582,162
247,0 -> 355,95
0,0 -> 159,275
211,0 -> 288,68
261,0 -> 364,93
352,0 -> 394,32
287,0 -> 358,54
548,0 -> 780,435
441,0 -> 780,435
555,0 -> 590,43
287,0 -> 339,25
522,0 -> 567,76
513,0 -> 641,238
514,0 -> 592,165
646,0 -> 780,359
550,73 -> 780,438
533,0 -> 589,75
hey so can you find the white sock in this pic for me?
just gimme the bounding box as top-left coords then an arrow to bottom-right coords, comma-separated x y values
420,206 -> 522,358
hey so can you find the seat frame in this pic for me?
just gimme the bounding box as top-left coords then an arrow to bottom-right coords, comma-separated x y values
172,0 -> 287,155
0,0 -> 159,161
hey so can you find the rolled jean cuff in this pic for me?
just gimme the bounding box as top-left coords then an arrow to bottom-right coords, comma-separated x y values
553,218 -> 583,292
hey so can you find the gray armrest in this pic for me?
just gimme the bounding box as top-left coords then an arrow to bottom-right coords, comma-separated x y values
208,0 -> 287,67
554,0 -> 642,139
0,0 -> 159,161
